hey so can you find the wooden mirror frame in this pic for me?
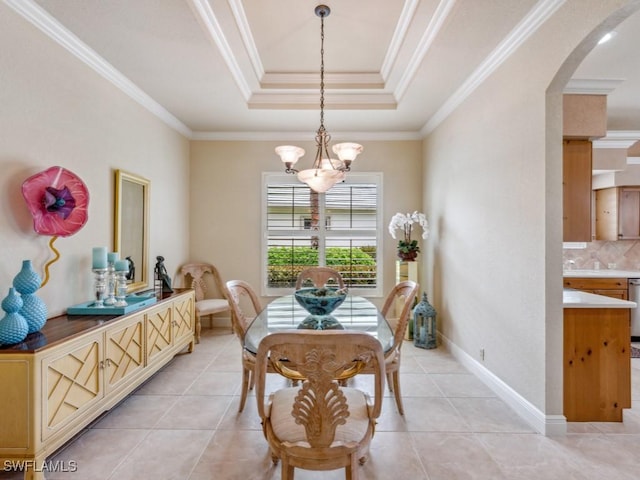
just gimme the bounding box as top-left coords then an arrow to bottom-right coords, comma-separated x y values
114,170 -> 150,292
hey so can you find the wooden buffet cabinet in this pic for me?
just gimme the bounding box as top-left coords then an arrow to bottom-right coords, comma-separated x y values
0,289 -> 195,480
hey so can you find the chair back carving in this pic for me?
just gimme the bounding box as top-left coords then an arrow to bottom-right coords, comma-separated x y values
224,280 -> 262,341
295,266 -> 345,289
256,331 -> 385,450
180,263 -> 225,302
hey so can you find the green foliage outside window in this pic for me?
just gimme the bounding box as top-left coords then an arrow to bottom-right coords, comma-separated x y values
268,246 -> 377,287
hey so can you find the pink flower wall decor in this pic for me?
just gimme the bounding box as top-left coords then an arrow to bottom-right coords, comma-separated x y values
22,166 -> 89,237
21,166 -> 90,287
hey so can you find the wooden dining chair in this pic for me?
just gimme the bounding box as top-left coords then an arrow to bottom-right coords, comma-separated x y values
179,263 -> 231,343
223,279 -> 263,412
255,330 -> 385,480
376,280 -> 419,415
295,266 -> 345,289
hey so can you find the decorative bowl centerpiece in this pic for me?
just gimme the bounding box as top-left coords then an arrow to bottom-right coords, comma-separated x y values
294,287 -> 347,316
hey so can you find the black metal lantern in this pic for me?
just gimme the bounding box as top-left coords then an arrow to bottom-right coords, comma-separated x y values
413,292 -> 437,349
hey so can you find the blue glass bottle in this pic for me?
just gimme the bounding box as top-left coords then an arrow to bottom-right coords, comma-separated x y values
13,260 -> 47,333
0,287 -> 29,345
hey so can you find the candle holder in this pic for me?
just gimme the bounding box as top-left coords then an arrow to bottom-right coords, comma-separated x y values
104,261 -> 116,306
92,268 -> 108,308
114,270 -> 129,307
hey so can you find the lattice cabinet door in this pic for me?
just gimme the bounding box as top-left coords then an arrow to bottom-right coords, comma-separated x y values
172,291 -> 194,346
42,332 -> 104,440
145,303 -> 173,363
105,313 -> 145,392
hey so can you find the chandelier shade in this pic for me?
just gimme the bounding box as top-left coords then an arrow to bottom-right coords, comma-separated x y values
275,5 -> 363,193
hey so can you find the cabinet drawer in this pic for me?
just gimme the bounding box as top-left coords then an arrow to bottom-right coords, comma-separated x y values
563,277 -> 627,290
592,289 -> 628,300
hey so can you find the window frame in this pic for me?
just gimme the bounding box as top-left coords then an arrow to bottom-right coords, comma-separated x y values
261,172 -> 384,298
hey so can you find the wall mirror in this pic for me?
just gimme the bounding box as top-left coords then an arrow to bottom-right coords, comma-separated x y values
114,170 -> 150,292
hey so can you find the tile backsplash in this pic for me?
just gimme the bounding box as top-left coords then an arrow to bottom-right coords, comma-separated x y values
563,240 -> 640,270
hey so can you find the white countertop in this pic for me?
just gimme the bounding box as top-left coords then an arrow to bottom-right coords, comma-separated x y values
563,269 -> 640,278
563,289 -> 637,308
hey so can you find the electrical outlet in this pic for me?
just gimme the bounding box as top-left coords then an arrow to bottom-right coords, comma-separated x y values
480,348 -> 485,361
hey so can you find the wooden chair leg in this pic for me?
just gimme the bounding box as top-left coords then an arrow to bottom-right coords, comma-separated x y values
391,370 -> 404,415
281,457 -> 294,480
249,367 -> 255,391
239,366 -> 251,412
195,311 -> 201,344
347,452 -> 359,480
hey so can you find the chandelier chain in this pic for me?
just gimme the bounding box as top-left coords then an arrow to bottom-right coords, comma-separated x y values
319,12 -> 325,131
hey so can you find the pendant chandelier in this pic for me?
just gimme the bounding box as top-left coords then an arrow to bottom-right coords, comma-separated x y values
275,4 -> 363,193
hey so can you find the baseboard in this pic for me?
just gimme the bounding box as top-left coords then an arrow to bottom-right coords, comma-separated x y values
439,333 -> 567,436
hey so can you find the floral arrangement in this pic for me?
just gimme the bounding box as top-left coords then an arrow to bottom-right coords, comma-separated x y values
388,211 -> 429,261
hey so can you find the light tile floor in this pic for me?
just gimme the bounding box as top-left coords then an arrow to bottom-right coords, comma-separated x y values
3,331 -> 640,480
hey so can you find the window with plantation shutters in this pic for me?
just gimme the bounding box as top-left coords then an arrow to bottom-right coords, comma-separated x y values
263,173 -> 382,297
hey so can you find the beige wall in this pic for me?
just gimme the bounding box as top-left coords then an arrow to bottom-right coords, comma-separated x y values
189,140 -> 423,307
0,3 -> 190,317
421,0 -> 639,419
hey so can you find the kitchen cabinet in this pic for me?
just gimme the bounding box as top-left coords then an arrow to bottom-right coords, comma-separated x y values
564,306 -> 631,422
563,139 -> 593,242
563,277 -> 628,300
0,289 -> 194,480
595,186 -> 640,240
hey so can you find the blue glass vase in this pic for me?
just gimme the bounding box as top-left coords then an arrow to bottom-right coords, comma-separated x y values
0,287 -> 29,345
13,259 -> 47,333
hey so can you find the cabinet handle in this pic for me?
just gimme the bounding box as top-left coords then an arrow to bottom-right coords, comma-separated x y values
100,359 -> 112,369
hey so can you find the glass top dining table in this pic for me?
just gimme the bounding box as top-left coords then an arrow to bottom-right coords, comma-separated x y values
243,294 -> 394,355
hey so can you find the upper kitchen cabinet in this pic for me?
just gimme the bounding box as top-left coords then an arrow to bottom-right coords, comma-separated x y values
563,139 -> 593,242
595,186 -> 640,240
562,94 -> 607,242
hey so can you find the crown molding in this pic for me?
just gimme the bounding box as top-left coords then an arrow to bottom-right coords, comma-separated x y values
187,0 -> 253,100
395,0 -> 456,101
4,0 -> 193,138
191,130 -> 423,141
421,0 -> 567,137
248,92 -> 397,110
260,72 -> 385,90
380,0 -> 420,81
592,130 -> 640,149
564,78 -> 625,95
228,0 -> 264,81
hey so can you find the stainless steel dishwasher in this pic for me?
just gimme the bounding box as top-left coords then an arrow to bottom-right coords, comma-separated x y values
629,278 -> 640,340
